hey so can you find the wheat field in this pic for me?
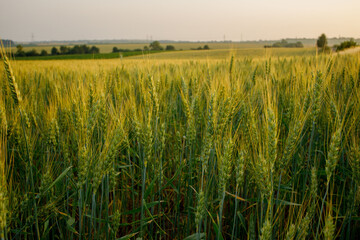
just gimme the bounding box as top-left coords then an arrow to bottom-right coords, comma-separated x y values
1,49 -> 360,239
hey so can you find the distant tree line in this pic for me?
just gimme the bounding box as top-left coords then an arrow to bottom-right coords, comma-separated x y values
334,38 -> 357,52
112,47 -> 143,53
53,45 -> 100,55
264,40 -> 304,48
15,44 -> 100,57
112,41 -> 178,53
191,45 -> 210,50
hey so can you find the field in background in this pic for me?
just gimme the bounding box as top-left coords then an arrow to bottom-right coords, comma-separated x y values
10,46 -> 317,61
9,42 -> 270,54
91,42 -> 263,52
1,49 -> 360,240
129,47 -> 316,60
8,37 -> 359,55
6,41 -> 318,61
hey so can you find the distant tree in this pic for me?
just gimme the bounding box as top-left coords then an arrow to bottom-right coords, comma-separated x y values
149,41 -> 163,51
25,49 -> 39,57
197,46 -> 203,50
15,45 -> 26,57
16,44 -> 23,52
203,45 -> 210,50
317,34 -> 328,50
51,47 -> 59,55
60,46 -> 70,54
112,47 -> 119,53
83,45 -> 90,54
70,45 -> 84,54
143,46 -> 149,51
165,45 -> 175,51
40,50 -> 48,56
90,46 -> 100,54
80,45 -> 87,54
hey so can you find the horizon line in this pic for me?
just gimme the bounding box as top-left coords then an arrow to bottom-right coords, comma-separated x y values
4,36 -> 360,44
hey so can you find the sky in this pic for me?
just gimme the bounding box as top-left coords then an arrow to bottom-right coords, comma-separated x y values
1,0 -> 359,42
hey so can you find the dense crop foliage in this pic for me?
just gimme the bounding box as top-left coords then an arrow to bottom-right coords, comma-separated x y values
1,51 -> 360,239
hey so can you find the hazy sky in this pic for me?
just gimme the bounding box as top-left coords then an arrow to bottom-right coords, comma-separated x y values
1,0 -> 359,42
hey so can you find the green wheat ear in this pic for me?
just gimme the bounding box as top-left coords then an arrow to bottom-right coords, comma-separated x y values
1,49 -> 22,106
